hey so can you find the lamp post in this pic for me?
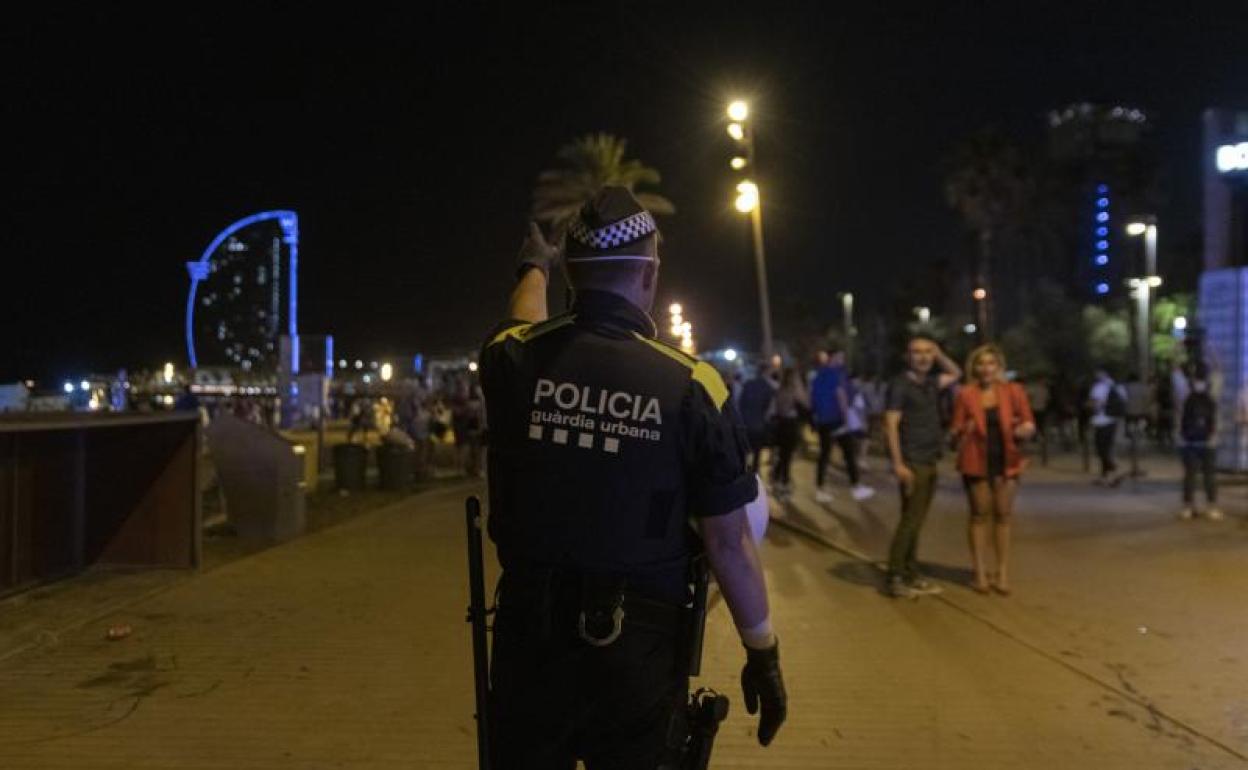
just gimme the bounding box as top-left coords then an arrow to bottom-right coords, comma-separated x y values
727,100 -> 774,360
1126,218 -> 1159,379
972,287 -> 988,341
840,292 -> 854,369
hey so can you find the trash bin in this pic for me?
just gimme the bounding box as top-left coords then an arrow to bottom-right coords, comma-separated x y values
333,443 -> 368,491
376,444 -> 414,491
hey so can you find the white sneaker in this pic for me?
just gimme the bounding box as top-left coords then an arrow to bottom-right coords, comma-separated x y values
1178,507 -> 1195,521
851,484 -> 876,502
814,488 -> 834,504
1206,507 -> 1225,521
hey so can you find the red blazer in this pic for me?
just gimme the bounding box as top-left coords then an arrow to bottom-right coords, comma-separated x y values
952,381 -> 1035,478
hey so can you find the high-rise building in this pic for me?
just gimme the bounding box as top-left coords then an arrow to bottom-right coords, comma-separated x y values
185,211 -> 299,372
1047,103 -> 1155,301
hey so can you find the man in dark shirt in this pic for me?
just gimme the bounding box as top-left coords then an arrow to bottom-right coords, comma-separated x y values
480,187 -> 786,767
884,335 -> 961,598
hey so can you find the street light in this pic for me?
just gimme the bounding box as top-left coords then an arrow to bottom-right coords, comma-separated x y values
730,156 -> 747,170
839,292 -> 855,369
726,101 -> 773,359
913,306 -> 931,324
734,180 -> 759,213
380,362 -> 393,382
1126,218 -> 1160,379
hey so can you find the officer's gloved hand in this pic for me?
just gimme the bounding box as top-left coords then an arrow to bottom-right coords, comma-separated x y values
741,640 -> 787,746
516,221 -> 560,279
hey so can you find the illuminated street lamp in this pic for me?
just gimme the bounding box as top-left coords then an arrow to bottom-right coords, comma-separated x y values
725,99 -> 773,358
972,287 -> 989,339
734,181 -> 759,213
163,362 -> 175,384
380,362 -> 394,382
1126,218 -> 1160,379
913,306 -> 931,324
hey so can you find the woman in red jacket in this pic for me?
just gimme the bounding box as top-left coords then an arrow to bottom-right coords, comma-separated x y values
951,345 -> 1035,595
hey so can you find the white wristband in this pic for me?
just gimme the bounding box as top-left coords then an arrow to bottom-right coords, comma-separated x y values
739,617 -> 776,650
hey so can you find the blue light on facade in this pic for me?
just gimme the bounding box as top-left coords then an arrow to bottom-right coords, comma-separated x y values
1097,197 -> 1109,208
1096,212 -> 1109,223
1097,240 -> 1109,251
1097,227 -> 1108,237
1096,183 -> 1109,194
1096,255 -> 1109,266
1096,282 -> 1110,294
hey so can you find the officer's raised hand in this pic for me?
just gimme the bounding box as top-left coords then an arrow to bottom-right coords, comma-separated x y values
515,221 -> 560,279
741,639 -> 787,746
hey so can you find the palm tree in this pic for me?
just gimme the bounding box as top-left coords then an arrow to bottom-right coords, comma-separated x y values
532,133 -> 675,235
944,129 -> 1035,337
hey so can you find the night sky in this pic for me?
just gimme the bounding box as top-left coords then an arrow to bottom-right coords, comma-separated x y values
4,3 -> 1246,383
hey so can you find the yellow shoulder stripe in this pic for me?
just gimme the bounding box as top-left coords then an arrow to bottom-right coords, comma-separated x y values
487,314 -> 575,348
692,361 -> 730,410
632,333 -> 730,411
489,322 -> 533,347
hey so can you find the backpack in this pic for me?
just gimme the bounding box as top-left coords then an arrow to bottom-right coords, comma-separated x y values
1104,384 -> 1127,419
1181,392 -> 1216,443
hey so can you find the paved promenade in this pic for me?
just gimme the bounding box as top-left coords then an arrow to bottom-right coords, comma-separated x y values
0,453 -> 1245,768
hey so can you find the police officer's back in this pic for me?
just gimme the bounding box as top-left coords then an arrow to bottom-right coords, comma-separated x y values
479,188 -> 787,768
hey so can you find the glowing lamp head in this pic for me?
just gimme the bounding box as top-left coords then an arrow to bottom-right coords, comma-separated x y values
1126,222 -> 1148,236
727,100 -> 749,122
63,381 -> 74,394
380,363 -> 393,382
730,156 -> 748,171
669,303 -> 683,316
723,348 -> 738,362
734,180 -> 759,213
972,288 -> 987,301
727,122 -> 745,141
468,361 -> 479,373
1174,316 -> 1188,331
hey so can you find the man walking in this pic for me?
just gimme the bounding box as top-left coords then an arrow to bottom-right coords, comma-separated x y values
811,349 -> 869,503
884,335 -> 961,598
1177,364 -> 1223,521
738,362 -> 778,474
1088,368 -> 1127,486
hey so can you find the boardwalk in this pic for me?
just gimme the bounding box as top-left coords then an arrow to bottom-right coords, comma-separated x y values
1,455 -> 1245,768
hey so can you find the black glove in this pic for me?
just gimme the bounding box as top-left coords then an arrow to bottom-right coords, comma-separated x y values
516,221 -> 560,279
741,641 -> 787,746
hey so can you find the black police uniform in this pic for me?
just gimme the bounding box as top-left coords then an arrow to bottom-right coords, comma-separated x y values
480,288 -> 757,769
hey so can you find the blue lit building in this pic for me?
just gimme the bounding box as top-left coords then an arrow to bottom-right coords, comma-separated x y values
1047,103 -> 1153,302
185,211 -> 299,372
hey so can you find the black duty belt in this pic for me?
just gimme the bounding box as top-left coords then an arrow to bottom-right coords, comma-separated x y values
499,568 -> 687,648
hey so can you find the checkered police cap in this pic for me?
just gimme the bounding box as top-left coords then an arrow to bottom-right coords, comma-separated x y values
567,210 -> 657,251
564,186 -> 659,263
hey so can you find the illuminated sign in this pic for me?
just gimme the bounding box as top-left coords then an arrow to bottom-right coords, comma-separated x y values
1216,142 -> 1248,173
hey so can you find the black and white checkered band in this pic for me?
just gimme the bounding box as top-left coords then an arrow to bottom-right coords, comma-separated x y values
567,210 -> 656,250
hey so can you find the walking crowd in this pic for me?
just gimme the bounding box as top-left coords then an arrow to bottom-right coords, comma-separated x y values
730,331 -> 1231,600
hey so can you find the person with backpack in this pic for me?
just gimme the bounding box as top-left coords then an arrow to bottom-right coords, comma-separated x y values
1087,368 -> 1127,486
1177,365 -> 1223,520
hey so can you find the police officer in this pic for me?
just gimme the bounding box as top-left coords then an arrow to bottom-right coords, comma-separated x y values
479,187 -> 787,768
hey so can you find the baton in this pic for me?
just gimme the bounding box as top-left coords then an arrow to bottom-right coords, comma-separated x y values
465,496 -> 491,769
